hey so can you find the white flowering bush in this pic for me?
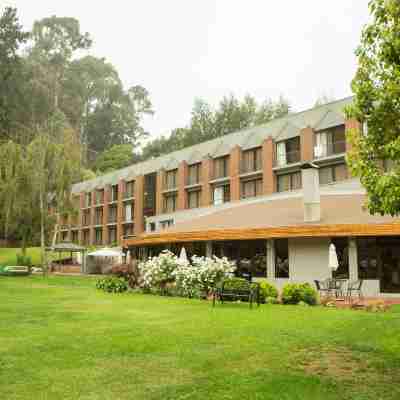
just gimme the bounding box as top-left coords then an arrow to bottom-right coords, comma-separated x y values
139,250 -> 184,291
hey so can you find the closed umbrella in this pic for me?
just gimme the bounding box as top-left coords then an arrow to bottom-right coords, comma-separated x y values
179,247 -> 188,263
329,243 -> 339,271
126,250 -> 132,265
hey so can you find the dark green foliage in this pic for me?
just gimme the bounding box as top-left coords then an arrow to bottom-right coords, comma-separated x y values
222,277 -> 251,291
258,280 -> 279,303
16,254 -> 32,267
96,276 -> 128,293
94,144 -> 133,173
281,283 -> 318,306
346,0 -> 400,216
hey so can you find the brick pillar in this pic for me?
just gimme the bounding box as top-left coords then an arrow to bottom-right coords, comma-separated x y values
117,179 -> 124,245
78,193 -> 84,244
134,175 -> 145,235
88,190 -> 96,245
103,185 -> 110,245
177,161 -> 188,210
201,157 -> 212,207
262,136 -> 275,195
156,170 -> 165,215
345,118 -> 361,153
230,146 -> 241,201
300,126 -> 314,162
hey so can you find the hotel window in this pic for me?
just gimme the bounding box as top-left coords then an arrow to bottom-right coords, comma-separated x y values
164,169 -> 178,190
277,171 -> 302,192
71,231 -> 78,244
123,224 -> 134,237
163,193 -> 177,213
275,137 -> 300,167
124,202 -> 134,222
319,163 -> 348,185
314,125 -> 346,158
160,219 -> 174,229
108,226 -> 117,244
82,209 -> 91,226
188,163 -> 201,185
85,192 -> 92,208
188,189 -> 201,209
241,147 -> 262,173
95,228 -> 103,245
110,185 -> 118,202
275,239 -> 289,278
213,156 -> 229,179
83,229 -> 90,245
241,178 -> 263,199
108,205 -> 117,223
125,180 -> 135,198
213,184 -> 230,205
94,208 -> 103,225
61,231 -> 68,242
95,189 -> 104,205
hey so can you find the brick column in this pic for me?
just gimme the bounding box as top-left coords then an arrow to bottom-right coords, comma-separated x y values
156,170 -> 165,215
134,175 -> 145,235
230,146 -> 241,201
201,157 -> 212,207
89,190 -> 96,245
300,126 -> 314,162
117,179 -> 125,245
78,193 -> 84,244
102,185 -> 110,245
262,136 -> 275,195
177,161 -> 188,210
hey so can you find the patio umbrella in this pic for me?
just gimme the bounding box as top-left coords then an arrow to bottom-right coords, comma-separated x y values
329,243 -> 339,271
179,247 -> 188,263
88,248 -> 122,257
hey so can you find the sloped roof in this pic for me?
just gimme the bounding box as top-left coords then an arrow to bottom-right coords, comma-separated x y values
73,96 -> 353,194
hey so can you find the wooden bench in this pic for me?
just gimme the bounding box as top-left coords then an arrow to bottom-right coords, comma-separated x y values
212,278 -> 260,308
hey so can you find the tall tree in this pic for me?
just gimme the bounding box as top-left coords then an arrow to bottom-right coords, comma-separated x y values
346,0 -> 400,216
94,144 -> 134,173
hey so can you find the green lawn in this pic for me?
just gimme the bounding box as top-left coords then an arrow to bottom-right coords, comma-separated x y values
0,276 -> 399,400
0,247 -> 42,266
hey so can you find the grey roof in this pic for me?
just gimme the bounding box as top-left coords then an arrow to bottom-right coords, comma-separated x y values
48,242 -> 87,252
72,96 -> 353,194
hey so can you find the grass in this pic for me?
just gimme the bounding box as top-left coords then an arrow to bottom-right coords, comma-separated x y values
0,276 -> 399,400
0,247 -> 71,266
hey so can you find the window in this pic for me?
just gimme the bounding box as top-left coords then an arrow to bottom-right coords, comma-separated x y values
163,193 -> 177,213
357,237 -> 378,279
61,231 -> 68,242
71,231 -> 78,244
85,192 -> 92,208
314,125 -> 346,158
160,219 -> 174,229
275,137 -> 300,166
94,208 -> 103,225
331,238 -> 349,279
149,222 -> 156,232
241,147 -> 262,173
319,163 -> 348,185
213,156 -> 229,179
241,178 -> 263,199
123,224 -> 134,237
277,172 -> 302,192
83,229 -> 90,245
125,181 -> 135,198
124,202 -> 134,222
95,228 -> 103,245
188,163 -> 201,185
108,226 -> 117,244
95,189 -> 104,205
110,185 -> 118,202
164,169 -> 178,190
213,184 -> 230,205
108,205 -> 117,223
275,239 -> 289,278
82,209 -> 91,226
188,189 -> 201,209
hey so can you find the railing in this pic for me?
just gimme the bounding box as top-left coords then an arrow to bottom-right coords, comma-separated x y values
240,159 -> 263,174
314,141 -> 346,159
163,181 -> 178,191
274,150 -> 301,167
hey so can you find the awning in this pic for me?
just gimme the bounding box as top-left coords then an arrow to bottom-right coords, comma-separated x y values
87,248 -> 122,257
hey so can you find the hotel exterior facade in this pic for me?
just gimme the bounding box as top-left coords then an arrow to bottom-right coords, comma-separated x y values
63,97 -> 400,296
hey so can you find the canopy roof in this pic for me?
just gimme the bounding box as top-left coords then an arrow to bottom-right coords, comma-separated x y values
47,242 -> 86,252
87,248 -> 122,257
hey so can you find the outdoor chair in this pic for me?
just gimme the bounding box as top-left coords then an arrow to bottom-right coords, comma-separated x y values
212,279 -> 260,308
346,280 -> 363,302
314,280 -> 331,297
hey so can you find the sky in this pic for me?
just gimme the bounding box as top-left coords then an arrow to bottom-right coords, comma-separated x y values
5,0 -> 370,139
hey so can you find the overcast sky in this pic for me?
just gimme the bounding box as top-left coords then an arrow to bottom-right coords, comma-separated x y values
6,1 -> 370,139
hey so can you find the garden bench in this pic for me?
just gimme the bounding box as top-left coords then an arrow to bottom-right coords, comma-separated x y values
212,278 -> 260,308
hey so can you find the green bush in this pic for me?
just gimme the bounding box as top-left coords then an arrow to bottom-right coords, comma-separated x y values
281,283 -> 318,306
16,254 -> 32,267
96,277 -> 128,293
223,277 -> 251,291
258,281 -> 278,303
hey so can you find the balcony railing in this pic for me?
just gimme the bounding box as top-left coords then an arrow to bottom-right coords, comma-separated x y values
163,181 -> 178,191
314,141 -> 346,159
274,150 -> 301,167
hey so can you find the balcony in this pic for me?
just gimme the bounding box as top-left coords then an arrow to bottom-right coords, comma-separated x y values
240,159 -> 263,175
123,189 -> 135,199
274,150 -> 301,167
314,141 -> 346,159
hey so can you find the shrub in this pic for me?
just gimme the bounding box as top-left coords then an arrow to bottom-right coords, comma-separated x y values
281,283 -> 318,305
16,254 -> 32,267
96,277 -> 128,293
258,281 -> 278,303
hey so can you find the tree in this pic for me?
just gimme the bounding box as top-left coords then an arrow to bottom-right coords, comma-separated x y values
346,0 -> 400,216
94,144 -> 134,173
0,7 -> 29,139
